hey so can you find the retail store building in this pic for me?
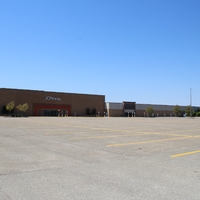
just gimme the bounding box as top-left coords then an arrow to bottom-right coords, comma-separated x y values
1,88 -> 199,117
0,88 -> 105,116
105,102 -> 199,117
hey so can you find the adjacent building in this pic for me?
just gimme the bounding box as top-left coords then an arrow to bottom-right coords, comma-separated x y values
105,102 -> 195,117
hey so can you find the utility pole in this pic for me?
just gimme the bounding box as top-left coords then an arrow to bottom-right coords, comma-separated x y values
190,88 -> 192,118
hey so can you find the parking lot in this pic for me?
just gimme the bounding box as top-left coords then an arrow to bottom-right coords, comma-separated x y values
0,117 -> 200,200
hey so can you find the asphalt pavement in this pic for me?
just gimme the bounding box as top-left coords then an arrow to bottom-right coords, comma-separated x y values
0,116 -> 200,200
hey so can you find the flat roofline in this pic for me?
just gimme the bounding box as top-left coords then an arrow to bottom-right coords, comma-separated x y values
106,102 -> 200,108
137,103 -> 200,108
0,88 -> 105,97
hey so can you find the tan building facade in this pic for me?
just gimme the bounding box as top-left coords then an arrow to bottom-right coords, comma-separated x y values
0,88 -> 105,116
105,102 -> 199,117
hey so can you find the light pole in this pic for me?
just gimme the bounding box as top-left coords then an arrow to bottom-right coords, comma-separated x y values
190,88 -> 192,118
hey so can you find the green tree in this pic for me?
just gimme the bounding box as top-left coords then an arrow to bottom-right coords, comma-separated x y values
196,112 -> 200,117
185,105 -> 192,117
6,101 -> 15,116
146,106 -> 154,117
173,105 -> 182,117
194,108 -> 200,116
17,103 -> 29,116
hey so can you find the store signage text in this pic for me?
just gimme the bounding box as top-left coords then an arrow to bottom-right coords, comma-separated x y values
45,96 -> 61,101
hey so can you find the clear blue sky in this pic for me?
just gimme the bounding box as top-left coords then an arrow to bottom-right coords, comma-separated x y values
1,0 -> 200,106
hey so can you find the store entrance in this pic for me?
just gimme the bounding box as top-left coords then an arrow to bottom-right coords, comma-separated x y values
124,111 -> 135,117
44,110 -> 58,116
34,104 -> 71,116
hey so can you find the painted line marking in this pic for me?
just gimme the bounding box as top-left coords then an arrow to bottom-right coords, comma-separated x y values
107,135 -> 200,147
44,131 -> 88,135
171,150 -> 200,158
70,134 -> 141,140
70,133 -> 189,140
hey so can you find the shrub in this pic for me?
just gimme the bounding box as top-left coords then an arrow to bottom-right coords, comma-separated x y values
196,112 -> 200,117
2,105 -> 14,114
6,101 -> 15,113
2,105 -> 9,114
86,108 -> 90,116
173,105 -> 182,117
185,105 -> 192,117
92,108 -> 96,116
146,106 -> 154,117
17,103 -> 29,113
